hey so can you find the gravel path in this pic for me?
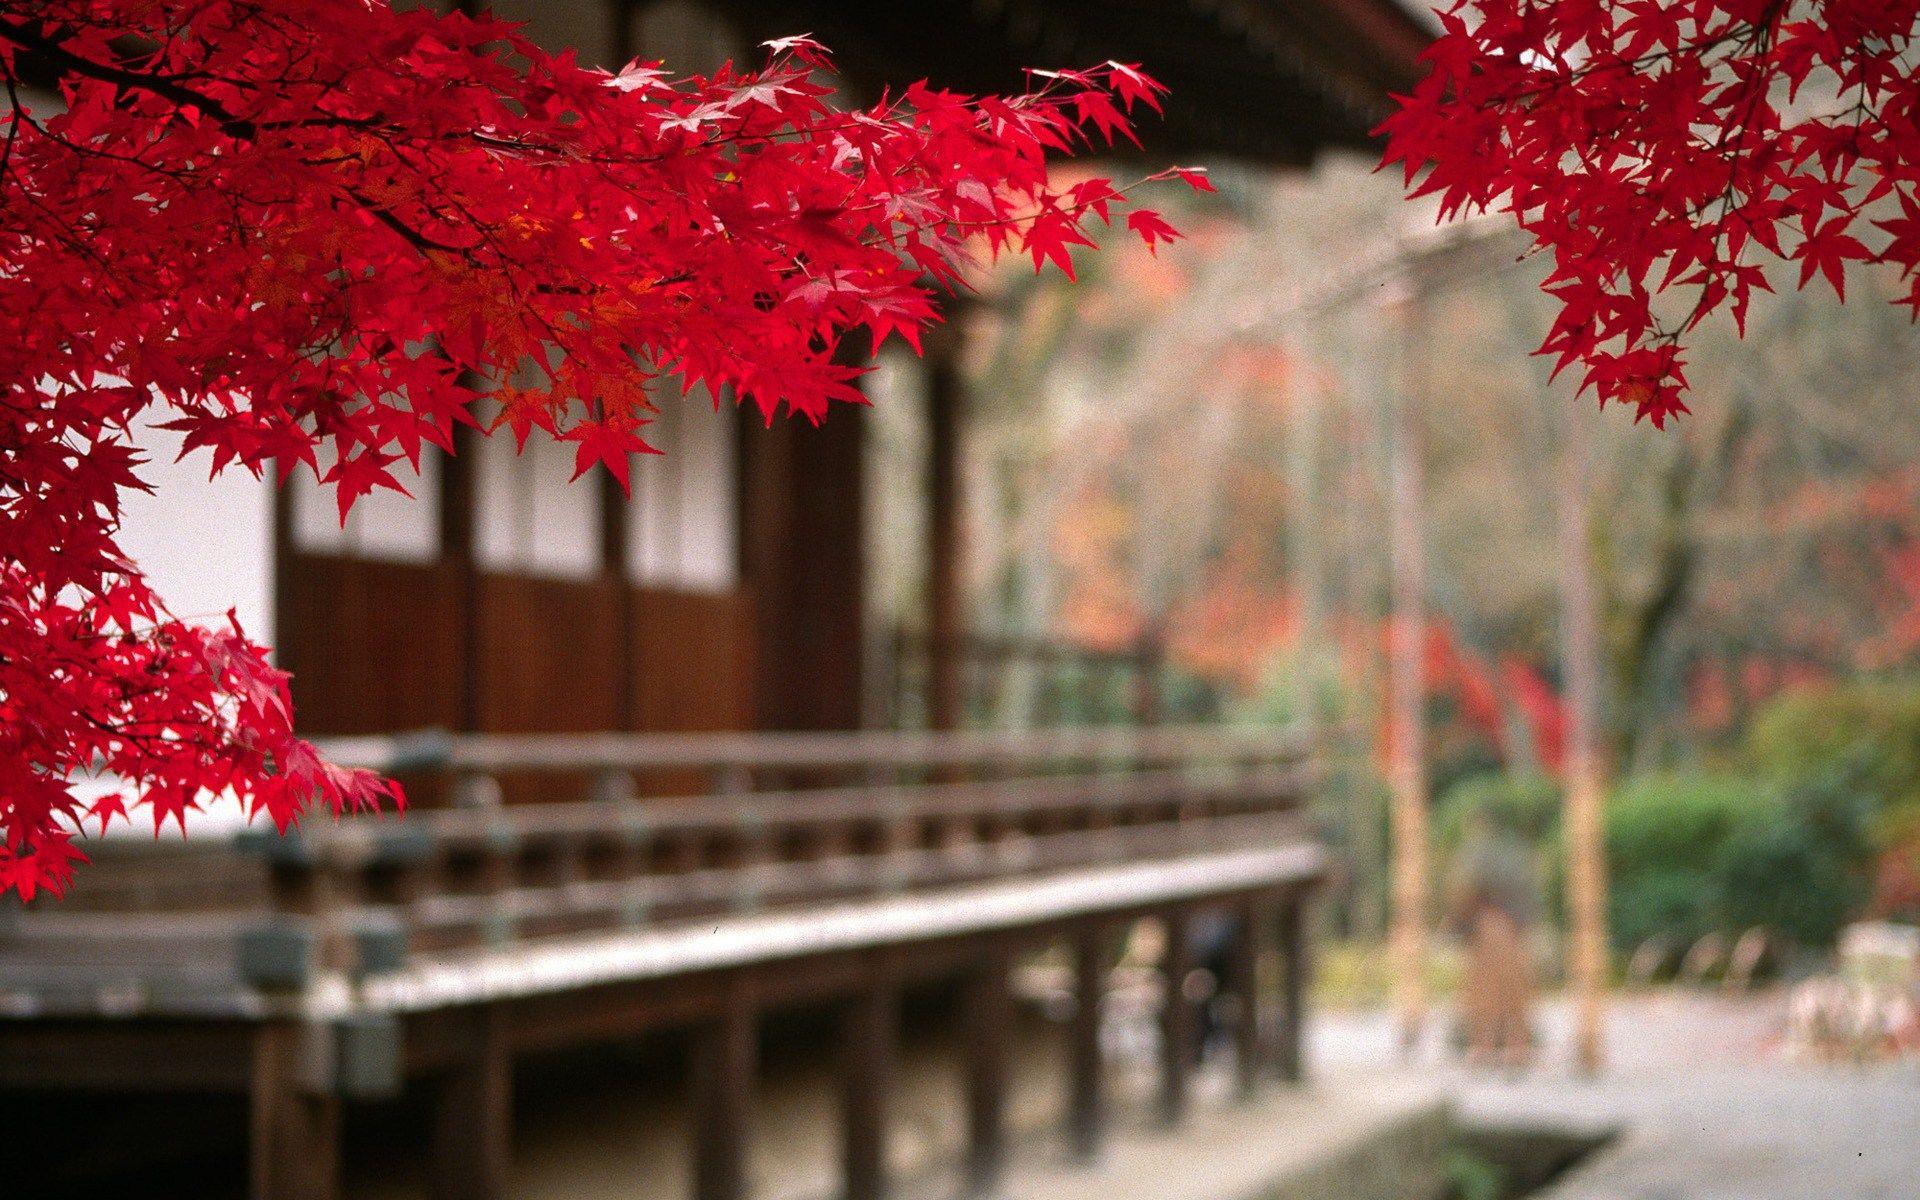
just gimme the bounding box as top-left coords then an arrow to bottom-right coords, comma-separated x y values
1316,991 -> 1920,1200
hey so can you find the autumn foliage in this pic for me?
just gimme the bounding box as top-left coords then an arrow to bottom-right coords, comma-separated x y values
0,0 -> 1184,898
1382,0 -> 1920,427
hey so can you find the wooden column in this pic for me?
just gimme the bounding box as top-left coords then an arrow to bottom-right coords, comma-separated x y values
840,978 -> 897,1200
925,324 -> 965,732
1275,899 -> 1309,1084
600,450 -> 638,731
739,374 -> 867,733
1156,911 -> 1195,1127
250,1023 -> 340,1200
1227,898 -> 1269,1100
691,985 -> 758,1200
1066,921 -> 1108,1162
429,1006 -> 512,1200
960,946 -> 1014,1197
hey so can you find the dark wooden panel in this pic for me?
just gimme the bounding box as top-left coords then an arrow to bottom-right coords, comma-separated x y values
475,572 -> 624,734
278,554 -> 464,736
738,402 -> 866,732
631,587 -> 756,733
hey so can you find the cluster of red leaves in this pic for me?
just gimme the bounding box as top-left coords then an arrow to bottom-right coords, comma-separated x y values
0,0 -> 1188,899
1381,0 -> 1920,427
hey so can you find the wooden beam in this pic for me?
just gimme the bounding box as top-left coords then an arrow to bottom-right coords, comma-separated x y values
1065,920 -> 1107,1162
959,944 -> 1014,1197
429,1005 -> 512,1200
1275,899 -> 1309,1084
0,1020 -> 253,1092
1156,910 -> 1194,1126
839,973 -> 897,1200
249,1022 -> 339,1200
690,983 -> 758,1200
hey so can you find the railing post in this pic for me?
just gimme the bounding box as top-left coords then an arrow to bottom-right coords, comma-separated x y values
1157,909 -> 1195,1126
453,772 -> 519,947
429,1004 -> 512,1200
691,980 -> 758,1200
1066,920 -> 1108,1162
960,944 -> 1014,1197
839,966 -> 896,1200
250,1021 -> 340,1200
1132,625 -> 1164,726
1276,896 -> 1310,1084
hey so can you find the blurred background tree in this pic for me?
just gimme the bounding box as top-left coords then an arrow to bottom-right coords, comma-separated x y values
888,151 -> 1920,981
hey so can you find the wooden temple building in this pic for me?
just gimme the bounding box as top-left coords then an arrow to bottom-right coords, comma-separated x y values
0,3 -> 1430,1199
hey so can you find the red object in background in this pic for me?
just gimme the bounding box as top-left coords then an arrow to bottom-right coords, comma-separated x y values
0,1 -> 1187,898
1500,656 -> 1569,774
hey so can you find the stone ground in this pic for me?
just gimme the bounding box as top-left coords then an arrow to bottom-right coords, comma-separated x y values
1315,991 -> 1920,1200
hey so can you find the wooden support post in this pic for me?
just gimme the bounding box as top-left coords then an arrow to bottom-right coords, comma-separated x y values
1066,921 -> 1107,1162
691,986 -> 758,1200
1157,910 -> 1195,1126
1227,899 -> 1269,1100
925,325 -> 965,733
840,978 -> 896,1200
960,946 -> 1014,1197
1275,899 -> 1309,1084
250,1023 -> 340,1200
429,1006 -> 512,1200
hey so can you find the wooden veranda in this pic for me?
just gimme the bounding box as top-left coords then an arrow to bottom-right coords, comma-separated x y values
3,725 -> 1326,1200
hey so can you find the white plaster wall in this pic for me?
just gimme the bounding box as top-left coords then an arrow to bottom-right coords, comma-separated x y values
117,412 -> 275,646
629,390 -> 737,591
289,449 -> 440,563
476,426 -> 601,579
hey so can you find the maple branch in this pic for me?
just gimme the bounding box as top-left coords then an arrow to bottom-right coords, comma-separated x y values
0,14 -> 258,136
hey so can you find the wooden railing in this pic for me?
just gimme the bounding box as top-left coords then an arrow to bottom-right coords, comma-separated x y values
1,724 -> 1321,1015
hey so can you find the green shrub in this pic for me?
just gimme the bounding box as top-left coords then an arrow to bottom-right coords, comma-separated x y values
1712,808 -> 1864,946
1436,771 -> 1561,851
1604,770 -> 1870,951
1604,773 -> 1762,953
1743,679 -> 1916,924
1743,679 -> 1920,808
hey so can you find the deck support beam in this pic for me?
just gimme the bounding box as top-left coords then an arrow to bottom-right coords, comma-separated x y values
691,985 -> 758,1200
960,945 -> 1014,1197
1276,898 -> 1309,1083
250,1022 -> 340,1200
839,975 -> 896,1200
1156,909 -> 1195,1126
429,1005 -> 512,1200
1228,898 -> 1270,1100
1066,921 -> 1108,1162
